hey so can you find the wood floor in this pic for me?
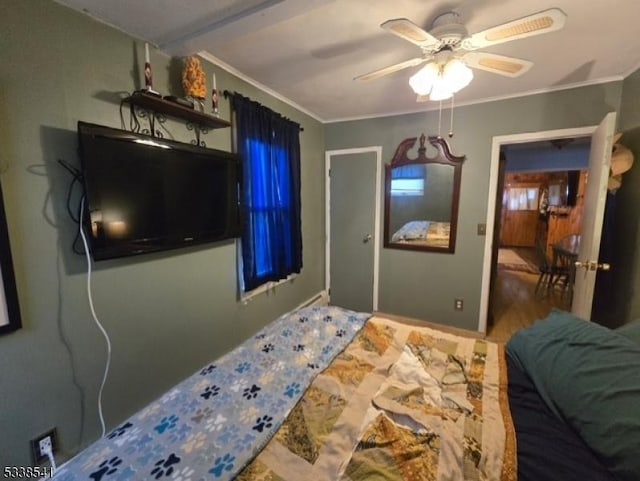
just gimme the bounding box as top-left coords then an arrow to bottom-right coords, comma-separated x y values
487,247 -> 569,343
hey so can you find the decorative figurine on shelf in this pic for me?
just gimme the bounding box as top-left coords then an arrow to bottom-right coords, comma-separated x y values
182,56 -> 206,112
143,43 -> 160,96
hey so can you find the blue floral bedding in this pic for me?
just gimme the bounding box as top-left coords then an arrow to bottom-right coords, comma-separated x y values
53,305 -> 370,481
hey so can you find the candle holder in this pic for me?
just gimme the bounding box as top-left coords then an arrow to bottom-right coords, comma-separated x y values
143,43 -> 160,97
195,97 -> 205,113
212,88 -> 219,117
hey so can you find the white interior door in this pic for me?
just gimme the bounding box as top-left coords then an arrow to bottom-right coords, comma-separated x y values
326,148 -> 381,312
572,112 -> 617,319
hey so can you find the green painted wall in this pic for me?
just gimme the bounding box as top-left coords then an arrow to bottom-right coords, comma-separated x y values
1,0 -> 637,469
610,67 -> 640,325
326,82 -> 623,330
0,0 -> 324,466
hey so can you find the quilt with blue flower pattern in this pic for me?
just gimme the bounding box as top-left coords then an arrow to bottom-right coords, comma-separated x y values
53,305 -> 370,481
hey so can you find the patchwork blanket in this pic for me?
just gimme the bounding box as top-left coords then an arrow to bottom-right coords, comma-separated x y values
391,221 -> 450,248
238,316 -> 516,481
53,310 -> 515,481
53,306 -> 371,481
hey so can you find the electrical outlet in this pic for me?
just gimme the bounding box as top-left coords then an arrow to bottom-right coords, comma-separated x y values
31,428 -> 58,463
39,436 -> 52,456
454,298 -> 464,311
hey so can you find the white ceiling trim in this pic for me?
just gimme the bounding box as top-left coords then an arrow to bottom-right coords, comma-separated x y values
197,52 -> 626,125
199,51 -> 323,123
323,74 -> 626,124
623,58 -> 640,79
199,50 -> 625,125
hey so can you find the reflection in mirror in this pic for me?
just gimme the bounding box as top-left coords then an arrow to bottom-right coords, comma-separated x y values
384,134 -> 465,253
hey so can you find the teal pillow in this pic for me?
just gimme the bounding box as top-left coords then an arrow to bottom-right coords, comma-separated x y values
616,320 -> 640,346
506,309 -> 640,481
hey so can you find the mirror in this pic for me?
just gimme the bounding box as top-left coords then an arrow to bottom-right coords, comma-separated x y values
384,134 -> 465,253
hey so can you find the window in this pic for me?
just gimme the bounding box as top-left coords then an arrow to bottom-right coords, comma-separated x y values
507,187 -> 539,211
391,178 -> 424,196
391,164 -> 426,196
231,94 -> 302,293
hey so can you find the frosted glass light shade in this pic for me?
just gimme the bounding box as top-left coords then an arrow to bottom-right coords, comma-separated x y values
409,58 -> 473,100
429,78 -> 453,101
442,59 -> 473,93
409,63 -> 440,96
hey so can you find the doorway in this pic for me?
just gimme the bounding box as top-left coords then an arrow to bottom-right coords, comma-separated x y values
325,147 -> 382,312
479,113 -> 616,335
489,165 -> 589,341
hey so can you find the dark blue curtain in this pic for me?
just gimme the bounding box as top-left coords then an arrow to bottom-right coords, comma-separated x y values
231,93 -> 302,291
391,164 -> 425,180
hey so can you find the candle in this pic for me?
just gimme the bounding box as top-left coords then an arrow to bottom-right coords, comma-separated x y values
211,72 -> 219,114
143,42 -> 153,89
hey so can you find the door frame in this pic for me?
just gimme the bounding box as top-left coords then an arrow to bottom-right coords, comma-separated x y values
325,147 -> 382,311
478,125 -> 599,333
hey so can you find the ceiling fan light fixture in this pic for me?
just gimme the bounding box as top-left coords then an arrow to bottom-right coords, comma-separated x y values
409,58 -> 472,99
429,79 -> 453,101
443,58 -> 473,92
409,62 -> 440,96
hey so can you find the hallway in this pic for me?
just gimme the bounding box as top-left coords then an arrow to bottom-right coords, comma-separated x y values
488,249 -> 569,342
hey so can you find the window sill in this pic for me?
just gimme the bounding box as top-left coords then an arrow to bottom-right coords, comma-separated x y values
240,273 -> 298,305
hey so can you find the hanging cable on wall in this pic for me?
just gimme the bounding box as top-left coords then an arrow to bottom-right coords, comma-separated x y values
78,198 -> 112,438
58,159 -> 86,255
58,159 -> 112,437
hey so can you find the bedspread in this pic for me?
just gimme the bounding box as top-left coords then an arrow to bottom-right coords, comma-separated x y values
238,316 -> 516,481
391,221 -> 450,248
53,306 -> 371,481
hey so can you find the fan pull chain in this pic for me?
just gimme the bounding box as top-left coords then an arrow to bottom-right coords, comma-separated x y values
449,94 -> 455,138
437,100 -> 443,138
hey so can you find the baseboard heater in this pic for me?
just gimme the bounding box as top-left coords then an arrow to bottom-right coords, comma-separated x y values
297,291 -> 329,309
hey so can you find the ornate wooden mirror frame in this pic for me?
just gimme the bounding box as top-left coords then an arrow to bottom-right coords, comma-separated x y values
383,134 -> 466,253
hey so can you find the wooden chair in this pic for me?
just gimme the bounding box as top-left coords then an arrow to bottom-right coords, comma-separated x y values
534,239 -> 555,294
551,249 -> 572,296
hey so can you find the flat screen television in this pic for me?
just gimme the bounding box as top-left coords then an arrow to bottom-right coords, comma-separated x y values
77,121 -> 241,261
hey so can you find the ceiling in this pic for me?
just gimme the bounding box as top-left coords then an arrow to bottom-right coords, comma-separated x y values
55,0 -> 640,122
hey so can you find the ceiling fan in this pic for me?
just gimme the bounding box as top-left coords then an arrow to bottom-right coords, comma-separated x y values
355,8 -> 567,101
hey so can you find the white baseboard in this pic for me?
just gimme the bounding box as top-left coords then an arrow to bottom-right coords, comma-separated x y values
296,290 -> 329,310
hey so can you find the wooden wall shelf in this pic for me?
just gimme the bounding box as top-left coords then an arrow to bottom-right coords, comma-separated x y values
124,91 -> 231,130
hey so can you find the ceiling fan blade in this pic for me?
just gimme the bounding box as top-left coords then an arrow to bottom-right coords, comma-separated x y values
354,57 -> 426,81
463,8 -> 566,50
462,52 -> 533,77
381,18 -> 440,48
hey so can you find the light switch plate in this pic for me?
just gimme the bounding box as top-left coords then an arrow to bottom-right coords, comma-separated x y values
477,223 -> 486,235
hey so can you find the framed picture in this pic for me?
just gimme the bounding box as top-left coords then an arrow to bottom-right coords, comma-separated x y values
0,178 -> 21,335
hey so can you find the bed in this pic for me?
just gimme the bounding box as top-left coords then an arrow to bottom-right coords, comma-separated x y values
390,221 -> 450,247
52,306 -> 640,481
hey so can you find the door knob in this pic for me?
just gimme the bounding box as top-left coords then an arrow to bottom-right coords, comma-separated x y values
363,234 -> 372,243
574,260 -> 611,271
